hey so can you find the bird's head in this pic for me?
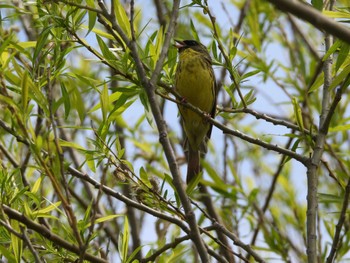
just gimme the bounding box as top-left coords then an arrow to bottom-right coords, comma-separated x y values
174,39 -> 209,55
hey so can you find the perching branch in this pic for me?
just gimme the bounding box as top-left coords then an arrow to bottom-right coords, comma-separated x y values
157,91 -> 309,165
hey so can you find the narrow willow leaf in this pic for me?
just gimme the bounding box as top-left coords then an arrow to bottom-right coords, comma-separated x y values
292,97 -> 304,131
154,27 -> 164,65
85,215 -> 122,228
81,25 -> 114,40
323,10 -> 350,19
309,72 -> 324,93
140,167 -> 151,187
10,220 -> 22,263
59,139 -> 86,150
31,176 -> 42,194
34,201 -> 61,214
329,124 -> 350,132
0,245 -> 15,262
329,64 -> 350,90
60,83 -> 70,120
86,154 -> 96,173
113,0 -> 131,38
119,217 -> 130,262
100,84 -> 109,122
86,0 -> 97,36
335,42 -> 350,71
21,71 -> 29,112
322,39 -> 341,62
190,19 -> 200,42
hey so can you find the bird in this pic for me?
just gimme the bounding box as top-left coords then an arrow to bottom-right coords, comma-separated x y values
174,39 -> 217,184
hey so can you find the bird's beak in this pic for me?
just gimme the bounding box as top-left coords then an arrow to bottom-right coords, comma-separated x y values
174,40 -> 186,49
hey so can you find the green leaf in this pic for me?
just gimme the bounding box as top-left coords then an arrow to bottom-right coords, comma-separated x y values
140,167 -> 151,187
0,245 -> 16,262
33,27 -> 51,66
190,19 -> 200,41
322,39 -> 341,62
309,72 -> 324,92
101,84 -> 109,122
21,70 -> 29,112
126,246 -> 143,263
113,0 -> 131,39
329,64 -> 350,90
10,220 -> 22,263
96,35 -> 118,63
81,25 -> 114,40
186,171 -> 202,195
323,10 -> 350,19
95,214 -> 122,224
119,217 -> 130,262
86,0 -> 97,36
329,124 -> 350,132
292,97 -> 304,132
335,42 -> 350,71
109,98 -> 136,120
86,153 -> 96,173
59,139 -> 86,151
60,83 -> 71,120
311,0 -> 323,10
31,176 -> 43,194
0,31 -> 13,55
34,201 -> 62,215
85,214 -> 122,228
241,69 -> 260,80
318,193 -> 343,203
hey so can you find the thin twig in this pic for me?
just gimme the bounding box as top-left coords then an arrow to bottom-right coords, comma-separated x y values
2,205 -> 108,263
212,222 -> 266,263
157,91 -> 308,165
67,166 -> 191,234
306,3 -> 334,259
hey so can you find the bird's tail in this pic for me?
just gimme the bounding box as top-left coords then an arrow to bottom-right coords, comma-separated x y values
186,146 -> 200,184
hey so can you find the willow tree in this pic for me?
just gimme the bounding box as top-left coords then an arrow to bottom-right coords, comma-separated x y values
0,0 -> 349,262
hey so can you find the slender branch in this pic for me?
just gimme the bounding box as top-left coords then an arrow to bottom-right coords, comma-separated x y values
306,2 -> 334,258
232,0 -> 251,44
68,166 -> 190,232
212,222 -> 266,263
97,0 -> 210,259
157,91 -> 309,165
203,0 -> 246,107
287,14 -> 320,59
326,174 -> 350,262
198,185 -> 235,262
55,0 -> 103,14
324,81 -> 350,263
266,0 -> 350,44
220,107 -> 313,136
2,205 -> 108,263
21,226 -> 43,263
153,0 -> 167,27
140,235 -> 190,263
249,137 -> 294,248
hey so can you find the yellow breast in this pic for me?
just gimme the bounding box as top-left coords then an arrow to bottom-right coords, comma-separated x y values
175,48 -> 215,150
176,48 -> 214,112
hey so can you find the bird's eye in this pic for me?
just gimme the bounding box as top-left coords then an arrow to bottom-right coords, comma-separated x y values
186,40 -> 198,46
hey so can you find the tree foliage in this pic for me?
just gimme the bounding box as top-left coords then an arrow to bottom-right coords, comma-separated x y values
0,0 -> 350,262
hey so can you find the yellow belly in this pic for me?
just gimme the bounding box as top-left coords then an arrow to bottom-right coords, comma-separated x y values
175,50 -> 214,150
